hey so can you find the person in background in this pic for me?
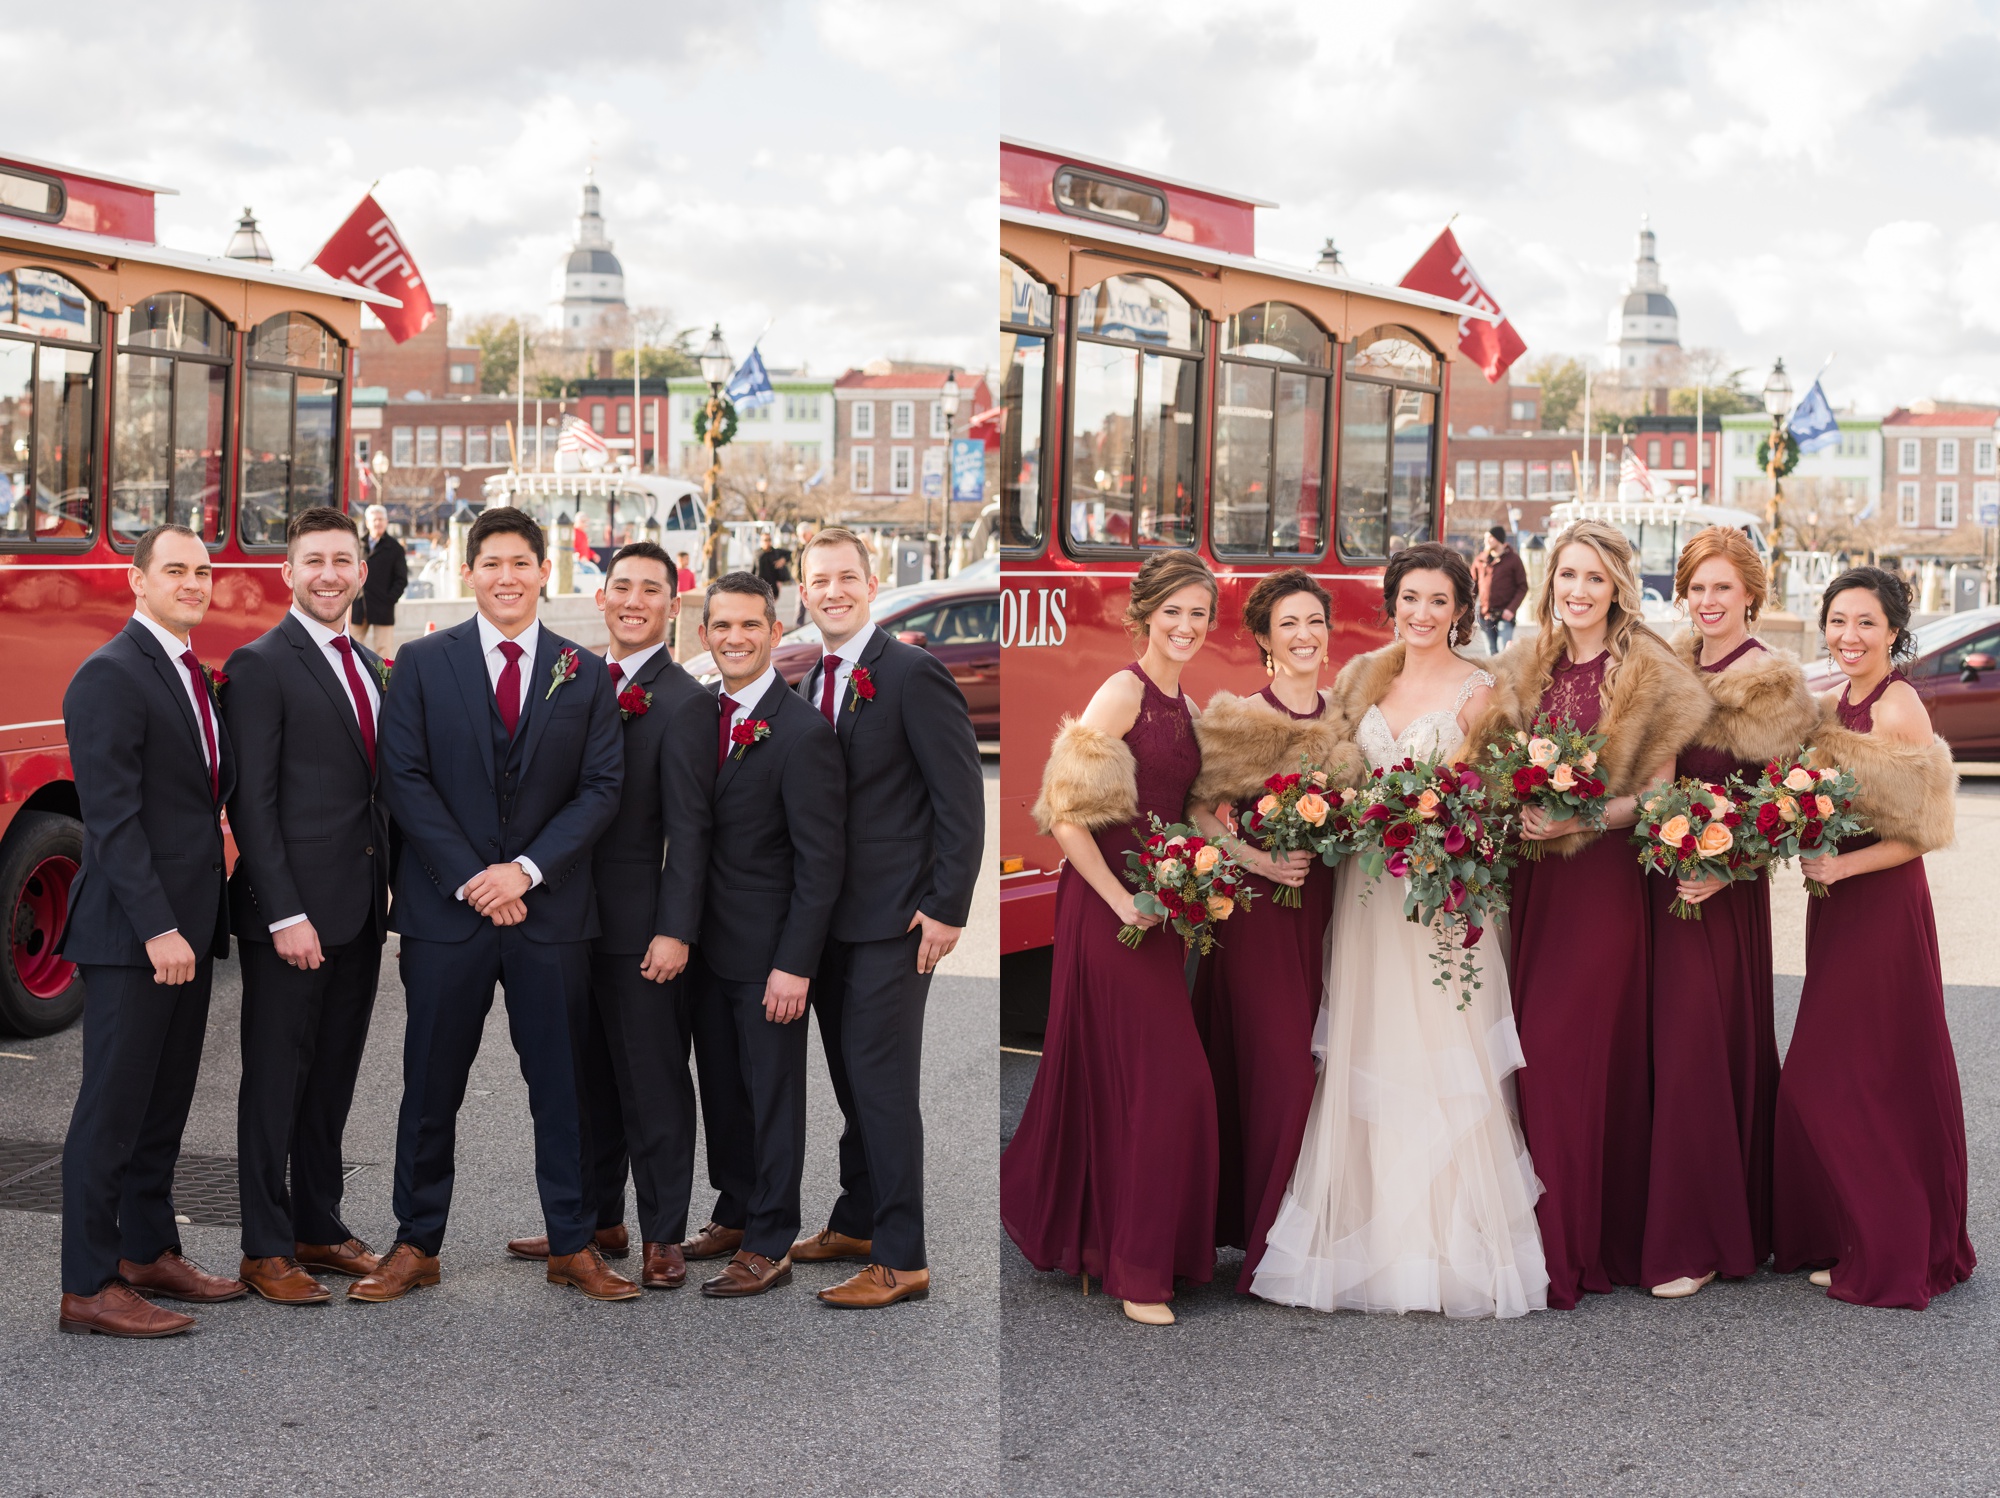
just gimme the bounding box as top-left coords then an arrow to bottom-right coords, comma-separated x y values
677,551 -> 699,596
1477,526 -> 1528,656
350,504 -> 407,656
793,523 -> 818,627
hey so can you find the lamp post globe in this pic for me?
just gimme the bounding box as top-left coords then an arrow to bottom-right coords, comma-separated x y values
1761,357 -> 1792,418
699,325 -> 732,392
940,370 -> 961,420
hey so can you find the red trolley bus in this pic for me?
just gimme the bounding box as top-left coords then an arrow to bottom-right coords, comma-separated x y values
997,139 -> 1491,1029
0,154 -> 398,1035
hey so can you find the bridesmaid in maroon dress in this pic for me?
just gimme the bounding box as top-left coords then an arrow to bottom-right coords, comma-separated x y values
1477,519 -> 1710,1309
1642,526 -> 1818,1298
1185,569 -> 1361,1292
1001,550 -> 1222,1327
1773,566 -> 1973,1309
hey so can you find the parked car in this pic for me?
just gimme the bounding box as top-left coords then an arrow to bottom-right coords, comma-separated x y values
680,572 -> 999,741
1802,605 -> 2000,760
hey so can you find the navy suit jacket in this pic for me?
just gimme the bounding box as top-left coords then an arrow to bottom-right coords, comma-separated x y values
61,618 -> 235,966
378,616 -> 622,944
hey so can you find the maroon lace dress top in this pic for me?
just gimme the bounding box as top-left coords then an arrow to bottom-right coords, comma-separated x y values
1643,636 -> 1780,1287
1508,647 -> 1652,1308
1773,672 -> 1974,1307
1197,685 -> 1336,1290
1002,663 -> 1219,1302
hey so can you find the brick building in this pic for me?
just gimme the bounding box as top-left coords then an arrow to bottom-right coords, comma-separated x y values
1877,403 -> 1997,560
832,361 -> 992,499
354,302 -> 481,401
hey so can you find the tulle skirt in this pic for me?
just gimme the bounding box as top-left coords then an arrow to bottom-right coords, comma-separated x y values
1250,860 -> 1549,1319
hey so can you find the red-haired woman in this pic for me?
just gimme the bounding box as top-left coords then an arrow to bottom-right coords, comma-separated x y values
1641,526 -> 1818,1299
1001,550 -> 1222,1327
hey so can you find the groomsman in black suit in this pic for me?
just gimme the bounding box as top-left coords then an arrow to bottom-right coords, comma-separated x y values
680,573 -> 844,1299
220,507 -> 390,1304
353,506 -> 635,1304
58,524 -> 247,1337
790,528 -> 983,1308
502,541 -> 714,1290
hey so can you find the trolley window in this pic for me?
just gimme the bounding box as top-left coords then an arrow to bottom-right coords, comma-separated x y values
1067,274 -> 1201,552
239,312 -> 345,549
0,268 -> 99,548
1051,167 -> 1168,234
999,256 -> 1053,552
1337,325 -> 1440,562
1212,301 -> 1331,558
112,291 -> 229,547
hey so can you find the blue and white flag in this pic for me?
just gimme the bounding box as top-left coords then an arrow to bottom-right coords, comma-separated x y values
1788,379 -> 1840,454
724,346 -> 776,410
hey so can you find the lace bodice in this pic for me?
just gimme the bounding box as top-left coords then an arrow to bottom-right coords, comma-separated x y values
1356,667 -> 1494,769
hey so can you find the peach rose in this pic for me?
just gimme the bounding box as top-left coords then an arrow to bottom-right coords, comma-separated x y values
1526,736 -> 1560,768
1192,845 -> 1222,875
1205,895 -> 1235,921
1339,787 -> 1359,806
1298,792 -> 1330,827
1783,766 -> 1815,793
1777,794 -> 1799,824
1580,750 -> 1598,772
1309,770 -> 1329,788
1154,858 -> 1185,885
1659,814 -> 1691,845
1815,794 -> 1834,818
1550,763 -> 1576,791
1696,822 -> 1734,857
1415,789 -> 1440,819
1256,794 -> 1281,819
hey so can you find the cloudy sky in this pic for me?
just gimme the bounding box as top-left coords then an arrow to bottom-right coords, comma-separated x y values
1002,0 -> 2000,416
3,0 -> 991,377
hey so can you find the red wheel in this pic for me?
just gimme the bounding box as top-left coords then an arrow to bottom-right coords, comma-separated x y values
12,852 -> 77,999
0,811 -> 86,1035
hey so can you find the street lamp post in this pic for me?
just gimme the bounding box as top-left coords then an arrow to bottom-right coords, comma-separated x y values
698,324 -> 733,585
935,370 -> 961,579
1762,357 -> 1793,608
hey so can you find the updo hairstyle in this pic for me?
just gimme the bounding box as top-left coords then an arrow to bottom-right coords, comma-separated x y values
1241,567 -> 1332,642
1819,565 -> 1917,662
1381,541 -> 1476,648
1673,525 -> 1768,623
1123,548 -> 1219,639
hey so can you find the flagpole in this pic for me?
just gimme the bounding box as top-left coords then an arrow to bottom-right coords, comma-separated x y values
1694,380 -> 1704,503
515,321 -> 525,480
633,318 -> 642,478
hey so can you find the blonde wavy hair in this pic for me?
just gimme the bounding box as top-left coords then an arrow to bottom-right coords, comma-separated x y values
1527,519 -> 1650,701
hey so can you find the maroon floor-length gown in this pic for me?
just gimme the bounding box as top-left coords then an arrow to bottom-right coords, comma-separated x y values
1200,686 -> 1335,1292
1641,637 -> 1781,1287
1509,651 -> 1652,1309
1001,662 -> 1219,1303
1771,673 -> 1975,1309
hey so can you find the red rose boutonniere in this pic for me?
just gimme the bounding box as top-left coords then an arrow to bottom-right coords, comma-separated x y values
200,663 -> 228,695
545,646 -> 580,700
730,718 -> 772,759
617,680 -> 653,720
847,665 -> 876,712
372,658 -> 393,692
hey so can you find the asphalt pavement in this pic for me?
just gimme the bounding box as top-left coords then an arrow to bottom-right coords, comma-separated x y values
0,765 -> 1000,1498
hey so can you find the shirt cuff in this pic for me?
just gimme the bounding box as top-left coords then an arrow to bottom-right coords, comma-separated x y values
268,914 -> 310,934
515,857 -> 543,890
148,928 -> 179,943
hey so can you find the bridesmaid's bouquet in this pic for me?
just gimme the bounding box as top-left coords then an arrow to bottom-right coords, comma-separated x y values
1118,815 -> 1255,955
1350,758 -> 1513,1006
1238,758 -> 1347,906
1735,755 -> 1867,898
1481,716 -> 1610,860
1632,777 -> 1752,920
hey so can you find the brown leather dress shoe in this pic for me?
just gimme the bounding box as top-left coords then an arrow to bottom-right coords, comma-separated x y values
346,1243 -> 441,1302
791,1228 -> 873,1263
506,1225 -> 630,1261
59,1282 -> 196,1338
295,1239 -> 381,1278
642,1241 -> 687,1289
681,1221 -> 745,1260
699,1249 -> 792,1298
239,1256 -> 333,1305
817,1264 -> 931,1309
547,1243 -> 642,1301
119,1251 -> 248,1303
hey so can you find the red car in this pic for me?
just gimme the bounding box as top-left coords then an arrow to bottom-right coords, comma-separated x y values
1802,605 -> 2000,759
680,568 -> 999,741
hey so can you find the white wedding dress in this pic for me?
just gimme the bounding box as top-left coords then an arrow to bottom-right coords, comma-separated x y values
1250,669 -> 1550,1319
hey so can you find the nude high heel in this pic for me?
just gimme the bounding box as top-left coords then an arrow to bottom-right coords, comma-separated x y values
1651,1272 -> 1717,1299
1122,1300 -> 1174,1325
1809,1269 -> 1832,1289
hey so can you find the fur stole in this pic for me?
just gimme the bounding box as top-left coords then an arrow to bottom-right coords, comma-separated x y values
1032,717 -> 1137,835
1187,688 -> 1362,808
1472,627 -> 1713,858
1338,640 -> 1501,764
1670,631 -> 1820,768
1807,701 -> 1958,854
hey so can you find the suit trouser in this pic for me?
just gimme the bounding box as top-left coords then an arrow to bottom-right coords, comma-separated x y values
814,929 -> 932,1269
394,928 -> 594,1257
585,949 -> 698,1244
236,934 -> 382,1257
690,955 -> 807,1261
60,960 -> 214,1294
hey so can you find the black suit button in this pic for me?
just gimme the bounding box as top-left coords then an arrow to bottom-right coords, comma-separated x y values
211,862 -> 222,872
365,846 -> 375,856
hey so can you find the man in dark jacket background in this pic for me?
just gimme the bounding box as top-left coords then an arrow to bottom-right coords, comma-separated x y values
1474,526 -> 1529,655
351,503 -> 408,655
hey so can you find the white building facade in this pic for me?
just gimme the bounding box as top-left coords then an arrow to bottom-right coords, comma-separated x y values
549,171 -> 626,342
664,371 -> 836,482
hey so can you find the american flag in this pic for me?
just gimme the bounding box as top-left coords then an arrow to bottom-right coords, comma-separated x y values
556,414 -> 608,456
1619,444 -> 1657,498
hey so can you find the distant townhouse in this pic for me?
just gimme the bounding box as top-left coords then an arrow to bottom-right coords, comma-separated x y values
1717,411 -> 1881,527
833,361 -> 993,500
1877,403 -> 1997,559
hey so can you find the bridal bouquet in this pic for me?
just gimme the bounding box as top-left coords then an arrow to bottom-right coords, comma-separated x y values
1734,755 -> 1867,898
1238,759 -> 1346,907
1632,777 -> 1752,920
1350,757 -> 1513,1006
1118,815 -> 1255,955
1482,717 -> 1610,860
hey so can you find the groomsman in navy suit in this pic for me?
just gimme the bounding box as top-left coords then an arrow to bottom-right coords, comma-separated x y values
58,524 -> 247,1337
679,573 -> 845,1299
789,528 -> 983,1308
354,506 -> 635,1304
220,507 -> 391,1304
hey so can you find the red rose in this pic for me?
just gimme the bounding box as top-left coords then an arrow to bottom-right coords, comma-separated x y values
617,681 -> 651,718
1511,767 -> 1538,797
1680,835 -> 1698,854
1723,812 -> 1741,827
1528,764 -> 1550,787
849,666 -> 876,703
1756,803 -> 1783,836
1264,773 -> 1287,793
1692,803 -> 1711,823
1383,821 -> 1415,849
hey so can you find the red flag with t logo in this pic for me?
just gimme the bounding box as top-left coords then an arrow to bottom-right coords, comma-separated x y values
310,194 -> 435,343
1399,227 -> 1526,383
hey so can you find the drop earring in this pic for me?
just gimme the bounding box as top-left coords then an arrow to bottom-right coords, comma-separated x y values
1263,651 -> 1274,677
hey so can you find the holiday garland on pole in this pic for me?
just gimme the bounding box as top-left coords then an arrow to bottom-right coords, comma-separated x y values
1755,429 -> 1800,479
694,397 -> 739,449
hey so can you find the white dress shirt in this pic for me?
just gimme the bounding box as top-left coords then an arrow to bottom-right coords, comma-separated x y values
456,612 -> 545,900
130,609 -> 215,779
810,619 -> 877,720
606,640 -> 667,685
721,665 -> 781,735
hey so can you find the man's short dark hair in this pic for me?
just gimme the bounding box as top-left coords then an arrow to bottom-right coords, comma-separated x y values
133,522 -> 203,572
607,540 -> 677,596
466,505 -> 546,564
1488,525 -> 1509,543
288,506 -> 361,553
702,570 -> 777,626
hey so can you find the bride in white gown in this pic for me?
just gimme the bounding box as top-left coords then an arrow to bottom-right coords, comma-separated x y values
1250,544 -> 1549,1319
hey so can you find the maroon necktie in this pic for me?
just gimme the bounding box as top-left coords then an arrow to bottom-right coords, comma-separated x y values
178,648 -> 219,801
608,660 -> 624,688
819,655 -> 841,725
717,694 -> 738,767
496,640 -> 524,737
330,636 -> 377,773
